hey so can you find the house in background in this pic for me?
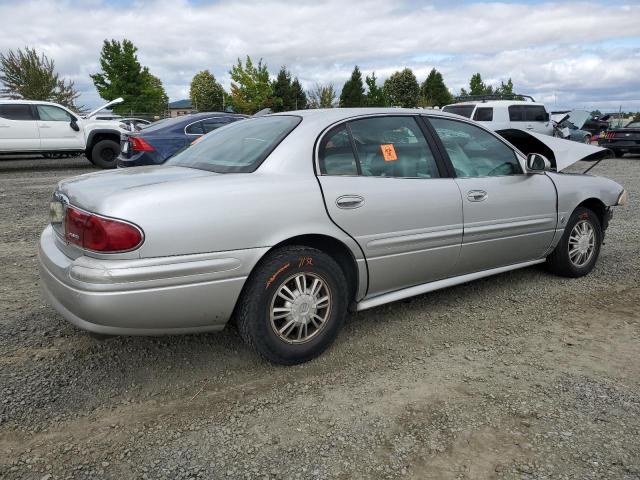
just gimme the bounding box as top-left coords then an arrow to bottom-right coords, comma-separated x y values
168,99 -> 195,117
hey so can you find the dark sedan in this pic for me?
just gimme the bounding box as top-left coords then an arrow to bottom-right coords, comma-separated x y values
117,112 -> 247,167
601,120 -> 640,157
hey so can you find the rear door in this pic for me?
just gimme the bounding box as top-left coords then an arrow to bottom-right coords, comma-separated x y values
0,104 -> 40,151
35,104 -> 84,150
316,115 -> 463,297
426,116 -> 557,274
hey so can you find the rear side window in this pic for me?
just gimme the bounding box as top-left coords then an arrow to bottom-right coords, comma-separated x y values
201,118 -> 229,133
319,116 -> 441,179
524,106 -> 548,122
0,104 -> 35,120
167,115 -> 301,173
37,105 -> 73,121
473,107 -> 493,122
441,105 -> 475,118
508,106 -> 523,121
185,121 -> 204,135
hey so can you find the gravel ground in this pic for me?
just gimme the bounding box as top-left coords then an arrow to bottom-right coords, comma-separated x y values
0,154 -> 639,480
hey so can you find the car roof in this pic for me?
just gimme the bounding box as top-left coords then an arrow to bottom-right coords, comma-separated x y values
444,100 -> 546,108
272,107 -> 461,122
0,99 -> 68,107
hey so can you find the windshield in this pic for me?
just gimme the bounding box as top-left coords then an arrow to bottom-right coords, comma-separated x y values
625,121 -> 640,128
442,105 -> 475,118
166,115 -> 301,173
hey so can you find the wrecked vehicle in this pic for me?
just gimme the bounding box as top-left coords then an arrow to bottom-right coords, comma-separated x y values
551,111 -> 594,143
38,109 -> 626,364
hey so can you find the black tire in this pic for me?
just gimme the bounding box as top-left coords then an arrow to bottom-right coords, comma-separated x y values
547,207 -> 602,278
614,150 -> 624,158
90,139 -> 120,169
236,246 -> 348,365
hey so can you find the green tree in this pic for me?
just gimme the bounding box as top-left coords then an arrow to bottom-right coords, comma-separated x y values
308,83 -> 336,108
290,78 -> 307,110
339,65 -> 366,107
497,78 -> 514,95
383,68 -> 420,108
228,56 -> 273,114
91,39 -> 167,115
469,73 -> 488,95
189,70 -> 225,112
420,68 -> 453,107
0,47 -> 79,109
365,72 -> 386,107
271,66 -> 291,112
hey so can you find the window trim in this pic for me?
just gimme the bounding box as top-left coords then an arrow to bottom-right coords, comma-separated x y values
315,113 -> 451,180
183,116 -> 227,136
422,114 -> 526,178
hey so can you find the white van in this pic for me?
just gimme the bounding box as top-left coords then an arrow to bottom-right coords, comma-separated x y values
442,99 -> 553,136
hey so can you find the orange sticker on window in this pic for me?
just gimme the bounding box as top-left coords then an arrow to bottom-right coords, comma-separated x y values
380,144 -> 397,162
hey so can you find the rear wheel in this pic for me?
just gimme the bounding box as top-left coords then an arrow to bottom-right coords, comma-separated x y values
547,207 -> 602,278
236,246 -> 348,365
583,134 -> 591,144
90,139 -> 119,169
614,150 -> 624,158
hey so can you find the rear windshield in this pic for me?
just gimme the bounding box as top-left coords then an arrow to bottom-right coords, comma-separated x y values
166,115 -> 301,173
441,105 -> 475,118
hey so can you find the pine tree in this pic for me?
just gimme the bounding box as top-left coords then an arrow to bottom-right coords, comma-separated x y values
290,78 -> 307,110
339,66 -> 365,107
91,39 -> 167,115
365,72 -> 386,107
271,66 -> 292,112
420,68 -> 452,107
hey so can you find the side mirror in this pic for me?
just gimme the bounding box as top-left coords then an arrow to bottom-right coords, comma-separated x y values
526,153 -> 551,172
70,119 -> 80,132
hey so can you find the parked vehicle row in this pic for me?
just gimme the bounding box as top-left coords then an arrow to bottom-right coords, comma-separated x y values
38,108 -> 626,365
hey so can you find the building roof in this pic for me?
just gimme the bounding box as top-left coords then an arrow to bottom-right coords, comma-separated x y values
168,99 -> 193,109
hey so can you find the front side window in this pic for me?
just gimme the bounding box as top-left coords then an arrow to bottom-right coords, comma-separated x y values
429,117 -> 522,177
37,105 -> 73,122
473,107 -> 493,122
0,104 -> 35,120
201,118 -> 229,133
167,115 -> 300,173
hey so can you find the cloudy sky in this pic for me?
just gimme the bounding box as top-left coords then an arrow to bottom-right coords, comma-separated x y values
1,0 -> 639,112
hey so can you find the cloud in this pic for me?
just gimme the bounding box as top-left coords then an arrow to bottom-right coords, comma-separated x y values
0,0 -> 638,111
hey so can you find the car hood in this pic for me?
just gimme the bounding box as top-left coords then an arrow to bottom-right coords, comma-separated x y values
497,129 -> 612,171
58,166 -> 214,211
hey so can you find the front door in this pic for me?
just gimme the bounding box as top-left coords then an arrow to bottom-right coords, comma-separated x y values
316,115 -> 463,297
426,116 -> 557,274
35,104 -> 84,150
0,104 -> 40,151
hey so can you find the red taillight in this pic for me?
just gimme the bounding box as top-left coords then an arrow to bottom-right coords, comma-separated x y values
130,136 -> 155,152
64,206 -> 143,252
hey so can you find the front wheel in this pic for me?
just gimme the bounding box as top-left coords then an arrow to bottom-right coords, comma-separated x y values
90,139 -> 120,169
547,207 -> 602,278
236,246 -> 348,365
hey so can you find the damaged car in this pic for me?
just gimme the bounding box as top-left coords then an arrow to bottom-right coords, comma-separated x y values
38,109 -> 626,364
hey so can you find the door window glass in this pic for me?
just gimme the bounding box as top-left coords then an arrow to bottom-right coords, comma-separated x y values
348,116 -> 440,178
473,107 -> 493,121
508,105 -> 523,121
37,105 -> 73,121
0,104 -> 35,120
185,121 -> 204,135
429,117 -> 522,177
523,106 -> 548,122
201,118 -> 228,133
318,125 -> 358,176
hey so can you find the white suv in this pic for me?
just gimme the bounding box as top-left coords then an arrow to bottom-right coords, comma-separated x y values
0,98 -> 126,168
442,99 -> 553,136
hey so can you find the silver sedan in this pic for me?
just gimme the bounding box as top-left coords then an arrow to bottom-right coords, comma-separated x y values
38,109 -> 627,364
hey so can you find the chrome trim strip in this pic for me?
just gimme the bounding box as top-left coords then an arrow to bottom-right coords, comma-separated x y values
356,259 -> 545,311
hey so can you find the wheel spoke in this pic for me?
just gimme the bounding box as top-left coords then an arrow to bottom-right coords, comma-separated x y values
280,320 -> 296,336
310,278 -> 321,297
295,274 -> 305,295
314,296 -> 329,309
278,285 -> 296,303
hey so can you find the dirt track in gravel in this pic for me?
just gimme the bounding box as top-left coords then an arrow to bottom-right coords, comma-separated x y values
0,155 -> 639,479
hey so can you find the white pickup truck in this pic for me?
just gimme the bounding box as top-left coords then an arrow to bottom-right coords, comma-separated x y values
0,98 -> 126,168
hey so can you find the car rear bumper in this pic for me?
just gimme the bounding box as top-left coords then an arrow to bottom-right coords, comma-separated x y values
117,151 -> 163,167
38,225 -> 266,335
600,141 -> 640,153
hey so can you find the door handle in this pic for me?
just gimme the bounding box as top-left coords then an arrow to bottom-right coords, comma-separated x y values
39,125 -> 51,129
467,190 -> 487,202
336,195 -> 365,209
